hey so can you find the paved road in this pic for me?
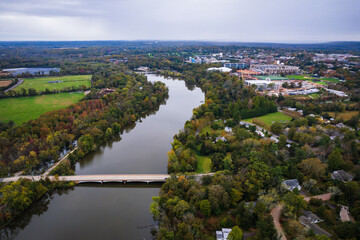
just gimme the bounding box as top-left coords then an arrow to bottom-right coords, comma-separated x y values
0,174 -> 171,183
4,79 -> 23,92
270,204 -> 287,240
0,173 -> 213,183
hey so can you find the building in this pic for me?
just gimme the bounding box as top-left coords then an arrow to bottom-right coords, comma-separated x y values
256,130 -> 265,137
224,127 -> 233,133
331,170 -> 354,182
135,66 -> 150,72
288,88 -> 319,95
3,67 -> 60,76
224,62 -> 249,69
207,67 -> 232,73
244,79 -> 279,90
299,215 -> 332,238
302,210 -> 323,224
216,228 -> 232,240
282,179 -> 301,191
324,88 -> 348,97
250,64 -> 300,75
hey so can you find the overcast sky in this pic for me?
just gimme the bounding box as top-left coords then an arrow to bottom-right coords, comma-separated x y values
0,0 -> 359,42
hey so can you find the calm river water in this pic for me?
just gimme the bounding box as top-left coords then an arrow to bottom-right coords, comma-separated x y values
6,74 -> 204,240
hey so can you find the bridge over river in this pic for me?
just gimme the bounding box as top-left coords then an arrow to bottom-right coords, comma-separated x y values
0,173 -> 213,184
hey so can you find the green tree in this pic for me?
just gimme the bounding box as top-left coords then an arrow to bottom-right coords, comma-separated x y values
255,216 -> 278,240
270,122 -> 282,135
283,191 -> 307,218
150,196 -> 161,220
174,200 -> 190,219
228,226 -> 243,240
327,148 -> 344,171
199,199 -> 211,217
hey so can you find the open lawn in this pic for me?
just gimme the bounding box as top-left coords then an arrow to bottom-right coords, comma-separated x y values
286,74 -> 315,80
14,75 -> 91,92
0,92 -> 84,125
242,112 -> 292,129
308,80 -> 327,85
286,75 -> 328,85
327,111 -> 359,121
320,77 -> 341,83
309,93 -> 320,99
196,155 -> 212,173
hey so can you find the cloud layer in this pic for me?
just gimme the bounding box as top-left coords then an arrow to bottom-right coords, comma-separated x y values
0,0 -> 359,42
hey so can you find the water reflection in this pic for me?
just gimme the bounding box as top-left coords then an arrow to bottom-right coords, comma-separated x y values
5,74 -> 204,240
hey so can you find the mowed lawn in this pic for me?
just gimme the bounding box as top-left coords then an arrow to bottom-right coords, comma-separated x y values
196,155 -> 212,173
242,112 -> 292,129
286,74 -> 315,80
14,75 -> 91,92
0,92 -> 84,125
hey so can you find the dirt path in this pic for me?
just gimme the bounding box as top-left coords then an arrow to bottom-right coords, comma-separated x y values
42,147 -> 77,177
270,204 -> 287,240
304,193 -> 332,202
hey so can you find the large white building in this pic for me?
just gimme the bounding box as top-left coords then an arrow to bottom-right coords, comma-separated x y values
244,79 -> 279,90
250,64 -> 300,75
207,67 -> 232,72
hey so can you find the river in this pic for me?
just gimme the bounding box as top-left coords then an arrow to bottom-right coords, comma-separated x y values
6,74 -> 204,240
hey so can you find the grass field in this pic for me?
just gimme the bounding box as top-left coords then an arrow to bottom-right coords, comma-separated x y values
309,93 -> 320,99
196,155 -> 212,173
327,111 -> 359,121
320,77 -> 341,83
242,112 -> 292,129
0,92 -> 84,124
286,75 -> 315,80
14,75 -> 91,92
256,75 -> 288,80
308,80 -> 327,85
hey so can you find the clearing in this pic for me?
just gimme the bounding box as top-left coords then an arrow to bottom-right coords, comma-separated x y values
0,80 -> 12,87
14,75 -> 91,92
242,112 -> 292,129
196,155 -> 212,173
327,111 -> 359,121
0,92 -> 84,125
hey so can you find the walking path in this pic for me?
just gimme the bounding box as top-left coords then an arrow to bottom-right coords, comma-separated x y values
304,193 -> 333,202
42,147 -> 78,177
270,204 -> 287,240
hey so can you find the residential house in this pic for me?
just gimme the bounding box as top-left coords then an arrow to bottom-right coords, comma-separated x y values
282,179 -> 301,191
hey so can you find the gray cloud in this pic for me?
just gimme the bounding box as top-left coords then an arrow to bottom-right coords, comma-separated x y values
0,0 -> 359,42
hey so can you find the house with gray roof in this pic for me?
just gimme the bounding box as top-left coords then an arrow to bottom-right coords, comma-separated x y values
331,170 -> 354,182
282,179 -> 301,191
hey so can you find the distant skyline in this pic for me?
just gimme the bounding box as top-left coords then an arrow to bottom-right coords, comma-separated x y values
0,0 -> 359,43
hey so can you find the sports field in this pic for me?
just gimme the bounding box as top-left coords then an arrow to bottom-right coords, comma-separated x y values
242,112 -> 292,129
0,92 -> 84,125
286,74 -> 315,80
14,75 -> 91,92
256,75 -> 288,80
